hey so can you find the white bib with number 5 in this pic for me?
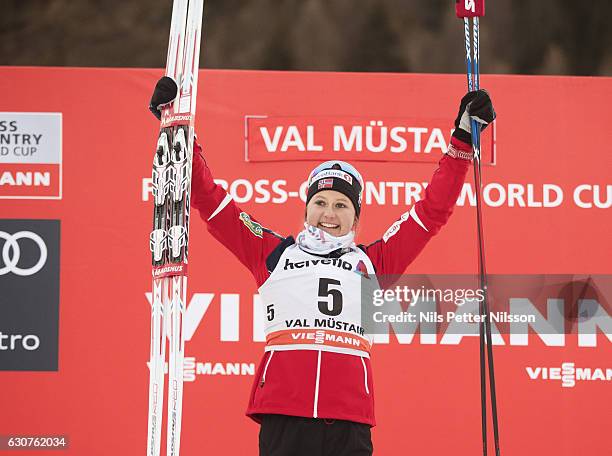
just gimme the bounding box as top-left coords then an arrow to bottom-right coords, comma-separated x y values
259,244 -> 379,358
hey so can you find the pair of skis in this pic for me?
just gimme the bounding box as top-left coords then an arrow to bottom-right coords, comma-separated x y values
147,1 -> 204,456
455,1 -> 501,456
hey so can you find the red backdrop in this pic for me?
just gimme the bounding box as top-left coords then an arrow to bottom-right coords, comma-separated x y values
0,67 -> 610,455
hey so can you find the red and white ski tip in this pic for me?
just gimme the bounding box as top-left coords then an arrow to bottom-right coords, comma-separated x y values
455,0 -> 485,18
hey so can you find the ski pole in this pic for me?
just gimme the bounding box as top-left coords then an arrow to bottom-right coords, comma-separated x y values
454,1 -> 501,455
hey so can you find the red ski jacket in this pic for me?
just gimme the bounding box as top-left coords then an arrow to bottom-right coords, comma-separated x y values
190,138 -> 472,427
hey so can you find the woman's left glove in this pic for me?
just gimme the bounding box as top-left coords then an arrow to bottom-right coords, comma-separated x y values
452,89 -> 496,145
148,76 -> 178,120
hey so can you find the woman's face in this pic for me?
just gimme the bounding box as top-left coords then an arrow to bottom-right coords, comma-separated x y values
306,190 -> 357,237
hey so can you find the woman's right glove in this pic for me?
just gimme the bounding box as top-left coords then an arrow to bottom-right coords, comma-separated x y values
452,89 -> 496,145
148,76 -> 208,166
148,76 -> 178,120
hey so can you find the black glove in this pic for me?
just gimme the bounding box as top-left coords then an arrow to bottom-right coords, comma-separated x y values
149,76 -> 178,120
452,89 -> 496,145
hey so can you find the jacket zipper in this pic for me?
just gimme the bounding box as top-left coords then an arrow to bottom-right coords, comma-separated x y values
260,350 -> 274,387
360,357 -> 370,395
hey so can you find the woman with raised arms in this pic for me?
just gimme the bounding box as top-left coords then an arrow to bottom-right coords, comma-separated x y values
149,77 -> 495,456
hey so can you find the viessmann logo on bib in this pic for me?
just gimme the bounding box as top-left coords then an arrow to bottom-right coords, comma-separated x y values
0,219 -> 61,371
0,113 -> 63,199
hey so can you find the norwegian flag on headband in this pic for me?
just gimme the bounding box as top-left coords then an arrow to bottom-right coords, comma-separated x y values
318,178 -> 334,189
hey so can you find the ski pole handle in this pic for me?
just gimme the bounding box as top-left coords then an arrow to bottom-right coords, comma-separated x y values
455,0 -> 485,18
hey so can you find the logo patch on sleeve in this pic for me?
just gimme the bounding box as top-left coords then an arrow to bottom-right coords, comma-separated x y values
239,212 -> 263,238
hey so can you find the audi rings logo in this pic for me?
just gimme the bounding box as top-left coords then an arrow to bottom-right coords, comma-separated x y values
0,219 -> 59,371
0,231 -> 48,276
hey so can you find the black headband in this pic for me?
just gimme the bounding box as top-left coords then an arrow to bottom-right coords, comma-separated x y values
306,166 -> 362,217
